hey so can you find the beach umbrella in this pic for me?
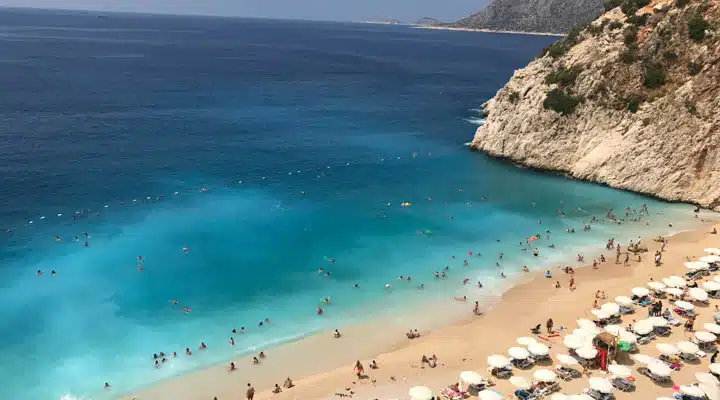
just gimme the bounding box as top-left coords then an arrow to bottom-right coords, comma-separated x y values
656,343 -> 679,356
710,363 -> 720,375
460,371 -> 484,384
563,334 -> 587,349
700,255 -> 720,263
509,376 -> 532,390
705,323 -> 720,334
508,347 -> 530,360
576,324 -> 602,336
600,303 -> 620,315
517,337 -> 537,346
663,287 -> 684,296
487,355 -> 510,368
633,320 -> 654,335
663,277 -> 686,288
674,300 -> 695,311
528,342 -> 549,357
705,248 -> 720,255
648,281 -> 666,290
604,325 -> 624,336
703,281 -> 720,291
689,287 -> 708,302
696,371 -> 720,385
408,386 -> 433,400
477,390 -> 503,400
700,382 -> 720,400
656,398 -> 675,400
695,331 -> 717,343
648,361 -> 672,377
575,346 -> 598,360
576,319 -> 596,329
588,377 -> 613,394
615,296 -> 633,307
590,309 -> 611,320
619,330 -> 638,344
568,396 -> 593,400
534,369 -> 558,382
550,395 -> 570,400
631,354 -> 657,364
556,354 -> 580,366
648,317 -> 668,327
632,287 -> 650,297
679,385 -> 705,397
677,341 -> 700,354
607,364 -> 632,378
685,261 -> 709,270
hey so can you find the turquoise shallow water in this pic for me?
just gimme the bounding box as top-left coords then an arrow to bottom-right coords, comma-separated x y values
0,9 -> 698,400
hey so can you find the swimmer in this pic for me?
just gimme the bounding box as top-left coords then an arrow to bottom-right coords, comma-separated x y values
352,283 -> 359,288
137,256 -> 143,263
258,321 -> 264,327
84,241 -> 89,247
259,351 -> 265,359
463,260 -> 468,266
522,266 -> 529,272
104,382 -> 111,390
500,272 -> 506,278
51,270 -> 56,276
183,307 -> 190,313
182,245 -> 189,253
463,278 -> 470,285
55,236 -> 61,242
232,328 -> 237,335
317,268 -> 324,274
385,283 -> 391,289
37,269 -> 42,276
199,342 -> 207,350
477,281 -> 483,288
229,337 -> 235,346
317,306 -> 324,315
185,348 -> 192,356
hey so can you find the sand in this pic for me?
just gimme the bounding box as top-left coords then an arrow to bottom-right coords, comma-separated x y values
124,217 -> 719,400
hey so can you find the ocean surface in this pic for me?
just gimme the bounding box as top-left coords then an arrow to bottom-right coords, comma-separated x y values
0,9 -> 697,400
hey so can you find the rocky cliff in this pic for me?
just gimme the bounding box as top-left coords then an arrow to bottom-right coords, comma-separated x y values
471,0 -> 720,210
451,0 -> 603,33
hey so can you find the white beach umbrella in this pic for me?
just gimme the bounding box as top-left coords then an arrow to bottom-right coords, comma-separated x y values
588,377 -> 613,394
685,261 -> 709,270
700,382 -> 720,400
408,386 -> 433,400
601,303 -> 620,315
556,354 -> 580,366
675,300 -> 695,311
460,371 -> 484,385
509,376 -> 532,390
677,341 -> 700,354
695,331 -> 717,343
619,330 -> 638,344
575,346 -> 598,360
615,296 -> 633,307
576,319 -> 596,329
705,323 -> 720,334
663,287 -> 684,296
633,319 -> 654,335
696,371 -> 720,385
689,287 -> 709,302
648,361 -> 672,377
648,281 -> 666,290
550,395 -> 570,400
607,364 -> 632,378
700,255 -> 720,263
563,334 -> 587,349
576,324 -> 602,336
604,325 -> 624,336
704,281 -> 720,291
632,287 -> 650,297
631,354 -> 657,364
656,343 -> 679,356
568,396 -> 593,400
528,342 -> 549,357
534,369 -> 558,382
508,347 -> 530,360
710,363 -> 720,375
487,355 -> 510,369
663,277 -> 686,288
477,390 -> 503,400
705,248 -> 720,255
679,385 -> 705,397
591,309 -> 611,320
648,317 -> 668,327
517,336 -> 538,346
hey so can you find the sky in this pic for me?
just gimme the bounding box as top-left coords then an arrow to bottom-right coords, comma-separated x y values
0,0 -> 488,22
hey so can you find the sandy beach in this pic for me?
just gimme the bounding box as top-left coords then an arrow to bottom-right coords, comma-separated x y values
123,215 -> 720,400
413,25 -> 566,37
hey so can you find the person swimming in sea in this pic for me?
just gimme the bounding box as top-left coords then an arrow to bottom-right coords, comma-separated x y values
183,245 -> 189,253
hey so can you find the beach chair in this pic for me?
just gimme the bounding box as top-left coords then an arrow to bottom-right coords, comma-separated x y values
639,367 -> 671,384
611,377 -> 635,392
674,308 -> 697,318
555,365 -> 581,380
636,331 -> 656,345
663,315 -> 682,326
513,390 -> 538,400
490,366 -> 512,379
440,386 -> 466,400
511,357 -> 535,369
586,389 -> 613,400
606,315 -> 622,325
708,290 -> 720,299
679,351 -> 698,363
536,381 -> 560,396
619,305 -> 634,315
653,326 -> 671,336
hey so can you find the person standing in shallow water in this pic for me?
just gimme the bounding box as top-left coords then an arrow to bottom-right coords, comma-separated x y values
246,383 -> 255,400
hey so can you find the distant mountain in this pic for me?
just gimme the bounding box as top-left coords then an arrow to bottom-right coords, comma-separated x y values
450,0 -> 604,33
414,17 -> 444,26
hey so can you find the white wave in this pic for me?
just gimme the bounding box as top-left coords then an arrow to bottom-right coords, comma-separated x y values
464,117 -> 486,126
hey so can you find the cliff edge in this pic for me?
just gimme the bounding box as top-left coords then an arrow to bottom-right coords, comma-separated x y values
471,0 -> 720,210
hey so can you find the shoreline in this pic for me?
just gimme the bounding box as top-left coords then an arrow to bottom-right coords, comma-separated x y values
413,25 -> 566,37
122,211 -> 718,400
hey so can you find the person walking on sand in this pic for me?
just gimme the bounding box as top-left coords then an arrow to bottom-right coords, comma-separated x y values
624,253 -> 630,266
354,360 -> 364,378
569,277 -> 575,291
246,383 -> 255,400
546,318 -> 554,334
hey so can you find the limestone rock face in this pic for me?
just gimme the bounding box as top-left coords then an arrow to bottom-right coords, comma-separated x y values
471,2 -> 720,210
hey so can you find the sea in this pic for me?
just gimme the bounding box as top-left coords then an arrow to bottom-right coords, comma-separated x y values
0,8 -> 699,400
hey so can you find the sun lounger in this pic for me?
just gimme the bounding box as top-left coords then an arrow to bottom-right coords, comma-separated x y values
663,315 -> 682,326
653,326 -> 671,336
619,305 -> 634,315
709,291 -> 720,299
556,365 -> 581,380
511,357 -> 535,369
674,308 -> 697,318
636,332 -> 655,345
679,352 -> 698,362
586,389 -> 613,400
440,386 -> 466,400
611,377 -> 635,392
639,367 -> 671,384
513,390 -> 537,400
489,366 -> 512,379
536,382 -> 560,396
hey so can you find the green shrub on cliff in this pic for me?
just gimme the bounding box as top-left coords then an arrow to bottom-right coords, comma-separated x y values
687,61 -> 702,75
545,67 -> 582,87
543,89 -> 582,116
643,63 -> 666,88
688,14 -> 710,41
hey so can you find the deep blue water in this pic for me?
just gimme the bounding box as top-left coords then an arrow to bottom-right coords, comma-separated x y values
0,9 -> 695,400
